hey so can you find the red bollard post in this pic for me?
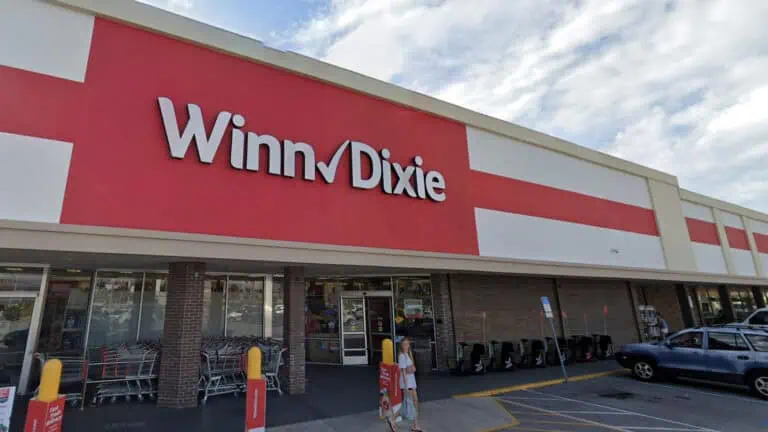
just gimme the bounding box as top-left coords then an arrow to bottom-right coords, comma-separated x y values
245,347 -> 266,432
379,339 -> 402,428
25,359 -> 65,432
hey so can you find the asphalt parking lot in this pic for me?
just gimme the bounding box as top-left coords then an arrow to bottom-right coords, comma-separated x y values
495,372 -> 768,431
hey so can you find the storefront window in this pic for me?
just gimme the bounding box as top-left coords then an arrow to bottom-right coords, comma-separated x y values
306,280 -> 341,363
138,273 -> 167,341
226,277 -> 265,337
696,286 -> 725,325
272,277 -> 284,340
394,277 -> 436,370
0,267 -> 45,292
202,276 -> 226,337
730,286 -> 756,321
87,272 -> 143,347
38,271 -> 91,355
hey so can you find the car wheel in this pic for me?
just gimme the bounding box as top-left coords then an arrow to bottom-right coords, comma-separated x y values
632,360 -> 656,381
749,373 -> 768,399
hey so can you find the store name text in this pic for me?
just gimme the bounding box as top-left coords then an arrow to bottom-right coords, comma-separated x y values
157,97 -> 446,202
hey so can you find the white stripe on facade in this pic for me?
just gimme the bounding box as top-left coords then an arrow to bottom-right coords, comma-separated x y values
0,132 -> 73,223
466,126 -> 653,209
750,219 -> 768,235
691,243 -> 728,275
0,0 -> 94,82
681,201 -> 715,222
474,208 -> 666,269
720,211 -> 745,229
731,249 -> 757,277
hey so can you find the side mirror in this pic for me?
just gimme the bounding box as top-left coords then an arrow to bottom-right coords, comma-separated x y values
664,341 -> 673,349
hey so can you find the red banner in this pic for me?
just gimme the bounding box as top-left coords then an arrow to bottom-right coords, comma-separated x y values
24,397 -> 65,432
245,378 -> 266,432
379,363 -> 402,420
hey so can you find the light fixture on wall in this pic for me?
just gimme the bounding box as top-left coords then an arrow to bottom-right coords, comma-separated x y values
65,269 -> 82,273
4,268 -> 23,272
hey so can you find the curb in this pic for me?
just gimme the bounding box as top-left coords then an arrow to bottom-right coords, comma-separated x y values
454,368 -> 627,398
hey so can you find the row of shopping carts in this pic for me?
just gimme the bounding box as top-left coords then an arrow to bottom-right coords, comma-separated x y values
32,336 -> 285,408
452,334 -> 614,375
199,336 -> 285,404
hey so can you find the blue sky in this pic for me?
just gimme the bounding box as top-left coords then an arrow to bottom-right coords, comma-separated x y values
140,0 -> 768,212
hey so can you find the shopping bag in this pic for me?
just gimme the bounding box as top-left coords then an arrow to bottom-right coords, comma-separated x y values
401,392 -> 417,421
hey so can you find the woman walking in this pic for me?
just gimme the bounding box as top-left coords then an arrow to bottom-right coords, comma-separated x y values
399,337 -> 425,432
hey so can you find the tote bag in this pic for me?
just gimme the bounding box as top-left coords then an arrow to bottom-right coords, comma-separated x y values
401,391 -> 417,421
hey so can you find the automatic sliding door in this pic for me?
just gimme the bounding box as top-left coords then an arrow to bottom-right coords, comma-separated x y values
341,297 -> 367,365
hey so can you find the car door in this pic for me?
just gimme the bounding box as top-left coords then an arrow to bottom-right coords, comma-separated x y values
657,330 -> 706,377
703,331 -> 753,384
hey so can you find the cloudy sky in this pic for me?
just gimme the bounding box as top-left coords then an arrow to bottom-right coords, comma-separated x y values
140,0 -> 768,212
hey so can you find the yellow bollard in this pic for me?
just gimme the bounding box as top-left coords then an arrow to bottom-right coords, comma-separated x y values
382,338 -> 394,365
247,347 -> 262,380
38,358 -> 62,403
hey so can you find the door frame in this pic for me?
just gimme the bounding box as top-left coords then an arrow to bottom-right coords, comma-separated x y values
0,265 -> 50,395
340,295 -> 368,365
340,291 -> 396,365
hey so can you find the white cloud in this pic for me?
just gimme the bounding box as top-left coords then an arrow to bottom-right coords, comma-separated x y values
289,0 -> 768,212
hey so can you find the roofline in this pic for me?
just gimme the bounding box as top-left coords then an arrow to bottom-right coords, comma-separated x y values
50,0 -> 679,187
680,189 -> 768,223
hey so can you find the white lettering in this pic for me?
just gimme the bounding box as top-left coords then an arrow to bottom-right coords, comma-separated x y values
392,163 -> 417,197
425,171 -> 446,202
246,133 -> 282,175
158,97 -> 231,163
351,141 -> 381,190
283,140 -> 316,181
158,98 -> 447,202
317,140 -> 350,184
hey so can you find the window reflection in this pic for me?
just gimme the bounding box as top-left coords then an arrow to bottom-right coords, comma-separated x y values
202,276 -> 226,337
226,277 -> 264,337
695,286 -> 724,325
87,272 -> 143,347
272,277 -> 284,340
138,273 -> 167,341
38,271 -> 91,356
730,287 -> 756,321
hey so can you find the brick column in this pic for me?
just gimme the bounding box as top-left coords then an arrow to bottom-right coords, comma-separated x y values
284,266 -> 306,394
431,273 -> 455,371
158,262 -> 205,408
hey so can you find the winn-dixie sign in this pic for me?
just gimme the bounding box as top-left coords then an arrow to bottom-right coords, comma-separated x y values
158,97 -> 447,202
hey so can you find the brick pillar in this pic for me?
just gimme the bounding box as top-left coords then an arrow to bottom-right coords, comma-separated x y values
431,274 -> 455,371
284,266 -> 306,394
158,262 -> 205,408
718,285 -> 735,323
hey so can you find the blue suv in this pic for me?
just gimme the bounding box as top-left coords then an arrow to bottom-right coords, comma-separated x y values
615,326 -> 768,399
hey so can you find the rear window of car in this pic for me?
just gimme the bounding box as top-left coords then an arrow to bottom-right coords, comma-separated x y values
746,335 -> 768,352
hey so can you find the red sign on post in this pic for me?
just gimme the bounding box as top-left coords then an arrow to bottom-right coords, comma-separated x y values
245,378 -> 266,432
379,363 -> 402,422
24,397 -> 65,432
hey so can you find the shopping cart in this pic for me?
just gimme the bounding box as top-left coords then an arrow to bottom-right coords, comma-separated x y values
199,346 -> 247,404
87,344 -> 160,405
32,353 -> 88,407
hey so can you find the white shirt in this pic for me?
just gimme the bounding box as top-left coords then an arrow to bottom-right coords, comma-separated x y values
399,352 -> 417,389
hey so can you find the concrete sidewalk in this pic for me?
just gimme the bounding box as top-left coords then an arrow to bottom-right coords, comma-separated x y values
269,396 -> 517,432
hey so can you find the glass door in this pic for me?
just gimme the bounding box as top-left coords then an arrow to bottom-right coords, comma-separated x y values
340,296 -> 367,365
366,296 -> 394,365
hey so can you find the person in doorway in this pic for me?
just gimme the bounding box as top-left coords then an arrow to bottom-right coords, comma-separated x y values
399,338 -> 424,432
658,312 -> 669,340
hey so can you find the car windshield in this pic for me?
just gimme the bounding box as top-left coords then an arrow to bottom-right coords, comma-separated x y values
746,334 -> 768,352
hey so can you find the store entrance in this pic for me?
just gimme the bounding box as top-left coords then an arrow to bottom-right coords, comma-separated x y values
340,292 -> 393,366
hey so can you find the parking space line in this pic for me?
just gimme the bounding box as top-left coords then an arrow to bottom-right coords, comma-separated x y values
632,379 -> 768,406
500,397 -> 564,401
619,428 -> 702,431
525,390 -> 720,432
555,411 -> 634,415
500,399 -> 631,431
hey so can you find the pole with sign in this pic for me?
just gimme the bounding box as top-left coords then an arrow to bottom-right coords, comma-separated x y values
379,338 -> 402,430
540,297 -> 568,382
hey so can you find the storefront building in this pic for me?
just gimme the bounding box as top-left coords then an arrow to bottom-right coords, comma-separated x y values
2,0 -> 768,408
